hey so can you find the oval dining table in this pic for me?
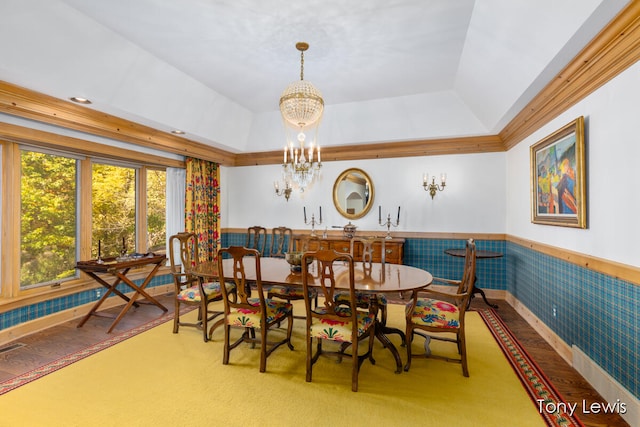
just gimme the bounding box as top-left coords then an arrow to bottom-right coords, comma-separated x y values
192,256 -> 433,373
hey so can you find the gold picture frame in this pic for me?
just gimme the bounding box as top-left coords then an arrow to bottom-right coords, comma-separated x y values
530,116 -> 586,228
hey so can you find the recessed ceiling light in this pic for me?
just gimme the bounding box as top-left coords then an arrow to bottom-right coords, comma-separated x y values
69,96 -> 92,104
171,129 -> 185,135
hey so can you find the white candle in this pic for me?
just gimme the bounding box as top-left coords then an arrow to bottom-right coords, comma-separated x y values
318,146 -> 321,163
284,147 -> 287,163
441,173 -> 447,185
423,173 -> 428,185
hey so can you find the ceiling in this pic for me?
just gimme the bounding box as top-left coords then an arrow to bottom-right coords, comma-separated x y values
0,0 -> 630,154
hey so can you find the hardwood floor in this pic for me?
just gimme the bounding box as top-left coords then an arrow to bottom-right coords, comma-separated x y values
0,294 -> 629,426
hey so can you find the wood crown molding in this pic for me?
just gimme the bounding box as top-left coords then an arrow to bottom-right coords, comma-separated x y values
0,2 -> 638,163
500,1 -> 640,149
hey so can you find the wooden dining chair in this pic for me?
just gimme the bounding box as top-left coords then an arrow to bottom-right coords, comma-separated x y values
269,226 -> 292,258
246,226 -> 267,256
267,231 -> 319,312
404,238 -> 476,376
334,237 -> 389,328
217,246 -> 294,372
301,249 -> 376,392
168,232 -> 235,342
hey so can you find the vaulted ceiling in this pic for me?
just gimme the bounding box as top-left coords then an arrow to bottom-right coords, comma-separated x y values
0,0 -> 632,157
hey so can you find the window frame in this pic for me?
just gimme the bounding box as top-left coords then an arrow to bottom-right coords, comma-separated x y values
0,132 -> 181,303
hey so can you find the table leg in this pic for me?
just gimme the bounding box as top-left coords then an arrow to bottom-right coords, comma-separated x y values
374,321 -> 403,374
107,263 -> 167,333
76,271 -> 139,328
471,276 -> 499,309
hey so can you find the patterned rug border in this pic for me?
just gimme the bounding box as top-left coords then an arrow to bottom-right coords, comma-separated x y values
0,311 -> 181,396
478,308 -> 584,427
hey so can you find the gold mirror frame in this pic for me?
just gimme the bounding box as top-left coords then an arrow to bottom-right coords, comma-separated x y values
332,168 -> 374,220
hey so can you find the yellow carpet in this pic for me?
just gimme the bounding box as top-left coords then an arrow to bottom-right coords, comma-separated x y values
0,302 -> 546,427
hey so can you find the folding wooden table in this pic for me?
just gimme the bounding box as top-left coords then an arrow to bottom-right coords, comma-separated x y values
75,254 -> 168,333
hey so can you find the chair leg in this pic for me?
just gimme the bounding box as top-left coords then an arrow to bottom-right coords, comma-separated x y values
223,324 -> 231,365
259,326 -> 268,373
306,336 -> 313,382
201,302 -> 209,342
459,332 -> 469,377
173,300 -> 180,333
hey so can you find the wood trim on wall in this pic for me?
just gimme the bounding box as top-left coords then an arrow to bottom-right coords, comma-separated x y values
0,81 -> 235,166
234,135 -> 506,166
500,1 -> 640,149
0,121 -> 185,169
507,235 -> 640,287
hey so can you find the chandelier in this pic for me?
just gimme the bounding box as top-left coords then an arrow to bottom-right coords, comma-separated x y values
278,42 -> 323,193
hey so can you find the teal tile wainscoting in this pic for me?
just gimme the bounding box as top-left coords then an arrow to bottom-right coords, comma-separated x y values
507,241 -> 639,400
0,274 -> 173,331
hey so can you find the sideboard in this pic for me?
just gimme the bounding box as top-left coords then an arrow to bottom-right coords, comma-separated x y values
292,235 -> 405,264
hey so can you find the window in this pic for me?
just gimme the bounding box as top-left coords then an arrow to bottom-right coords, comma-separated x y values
147,169 -> 166,252
20,150 -> 78,289
91,163 -> 137,258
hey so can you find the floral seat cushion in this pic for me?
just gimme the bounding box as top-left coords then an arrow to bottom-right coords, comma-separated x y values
309,307 -> 376,342
176,281 -> 235,303
406,298 -> 460,329
334,291 -> 387,307
268,285 -> 317,299
226,298 -> 293,328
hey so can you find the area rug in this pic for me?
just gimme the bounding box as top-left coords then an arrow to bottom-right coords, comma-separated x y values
0,302 -> 582,427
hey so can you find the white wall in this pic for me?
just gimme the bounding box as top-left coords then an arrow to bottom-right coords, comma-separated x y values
221,152 -> 506,234
506,60 -> 640,267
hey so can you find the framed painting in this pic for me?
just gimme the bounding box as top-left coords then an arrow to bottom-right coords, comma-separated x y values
530,116 -> 586,228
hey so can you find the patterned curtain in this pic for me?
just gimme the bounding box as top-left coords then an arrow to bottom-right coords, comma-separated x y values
185,157 -> 221,263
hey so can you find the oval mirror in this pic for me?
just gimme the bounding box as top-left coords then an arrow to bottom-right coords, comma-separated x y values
332,168 -> 374,220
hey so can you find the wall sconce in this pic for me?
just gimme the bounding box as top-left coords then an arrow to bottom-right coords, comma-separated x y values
422,173 -> 446,199
274,180 -> 293,201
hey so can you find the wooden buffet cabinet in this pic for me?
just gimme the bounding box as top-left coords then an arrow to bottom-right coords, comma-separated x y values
292,235 -> 405,265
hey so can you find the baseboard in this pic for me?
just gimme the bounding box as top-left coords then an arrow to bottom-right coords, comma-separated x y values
505,292 -> 573,364
572,346 -> 639,426
0,284 -> 174,347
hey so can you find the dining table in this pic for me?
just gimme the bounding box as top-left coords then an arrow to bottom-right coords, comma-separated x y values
191,256 -> 433,373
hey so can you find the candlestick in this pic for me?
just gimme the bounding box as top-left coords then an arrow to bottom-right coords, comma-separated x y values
97,239 -> 103,263
379,206 -> 400,239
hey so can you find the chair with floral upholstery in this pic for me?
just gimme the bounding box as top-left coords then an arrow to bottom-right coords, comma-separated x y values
334,237 -> 390,328
301,249 -> 376,392
217,246 -> 294,372
168,232 -> 235,342
404,238 -> 476,376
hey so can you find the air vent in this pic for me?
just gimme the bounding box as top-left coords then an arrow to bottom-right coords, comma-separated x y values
0,342 -> 26,354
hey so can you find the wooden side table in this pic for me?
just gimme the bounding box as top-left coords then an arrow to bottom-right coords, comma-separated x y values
444,248 -> 501,309
76,254 -> 168,333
